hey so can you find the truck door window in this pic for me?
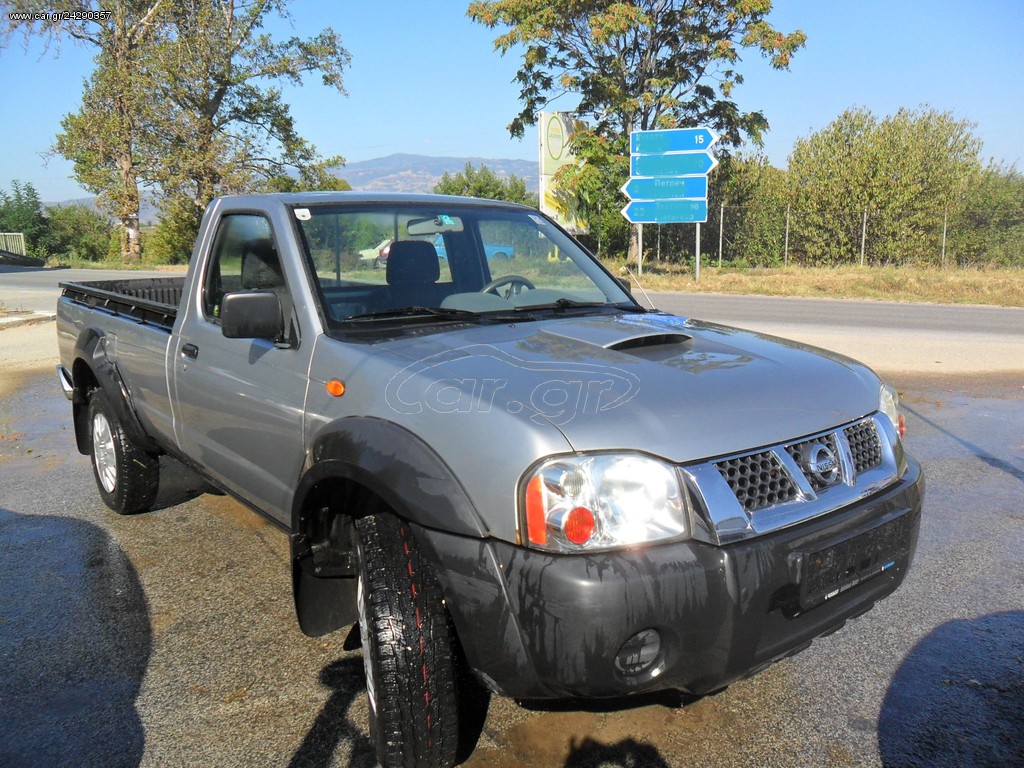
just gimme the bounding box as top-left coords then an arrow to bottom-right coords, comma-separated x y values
204,214 -> 284,320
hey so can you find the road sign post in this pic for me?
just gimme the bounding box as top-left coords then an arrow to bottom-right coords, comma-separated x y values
622,126 -> 719,281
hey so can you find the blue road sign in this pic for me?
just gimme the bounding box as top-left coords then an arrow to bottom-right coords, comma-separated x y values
630,127 -> 718,155
630,152 -> 718,178
621,176 -> 708,201
621,200 -> 708,224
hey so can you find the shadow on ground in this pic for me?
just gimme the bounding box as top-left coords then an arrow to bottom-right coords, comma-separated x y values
0,507 -> 152,768
879,611 -> 1024,768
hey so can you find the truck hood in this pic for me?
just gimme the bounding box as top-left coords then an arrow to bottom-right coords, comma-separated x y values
376,312 -> 882,463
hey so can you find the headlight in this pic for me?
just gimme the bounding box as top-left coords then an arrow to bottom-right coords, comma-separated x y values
879,383 -> 905,439
521,454 -> 690,552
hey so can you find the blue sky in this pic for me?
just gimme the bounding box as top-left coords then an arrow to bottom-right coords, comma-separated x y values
1,0 -> 1021,202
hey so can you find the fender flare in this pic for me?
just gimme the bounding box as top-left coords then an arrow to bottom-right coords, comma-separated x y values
70,328 -> 158,455
289,416 -> 489,637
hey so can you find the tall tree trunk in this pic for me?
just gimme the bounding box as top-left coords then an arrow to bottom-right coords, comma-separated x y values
113,33 -> 142,262
117,150 -> 142,261
627,222 -> 640,267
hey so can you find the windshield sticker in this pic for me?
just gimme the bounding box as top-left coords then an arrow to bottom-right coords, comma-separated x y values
294,208 -> 311,221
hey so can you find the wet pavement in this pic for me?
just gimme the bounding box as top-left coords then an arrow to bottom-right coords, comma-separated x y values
1,367 -> 1021,768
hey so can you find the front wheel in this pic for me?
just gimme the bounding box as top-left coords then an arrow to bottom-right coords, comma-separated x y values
355,513 -> 459,768
87,390 -> 159,515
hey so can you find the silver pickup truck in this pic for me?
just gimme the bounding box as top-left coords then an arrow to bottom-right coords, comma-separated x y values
57,192 -> 923,768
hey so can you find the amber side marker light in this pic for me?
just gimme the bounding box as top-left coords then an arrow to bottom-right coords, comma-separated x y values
326,379 -> 346,397
525,475 -> 547,546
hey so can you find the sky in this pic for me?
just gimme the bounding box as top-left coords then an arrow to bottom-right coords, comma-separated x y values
1,0 -> 1021,202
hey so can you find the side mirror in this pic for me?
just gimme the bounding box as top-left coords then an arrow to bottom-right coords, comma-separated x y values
221,290 -> 284,341
616,276 -> 633,296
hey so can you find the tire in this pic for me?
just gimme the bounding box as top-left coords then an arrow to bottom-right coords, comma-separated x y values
87,390 -> 160,515
354,513 -> 459,768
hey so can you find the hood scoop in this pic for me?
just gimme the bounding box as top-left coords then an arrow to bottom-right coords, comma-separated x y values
539,318 -> 694,358
607,332 -> 692,357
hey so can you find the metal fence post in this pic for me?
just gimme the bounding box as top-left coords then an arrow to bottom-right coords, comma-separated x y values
637,224 -> 643,276
860,210 -> 868,266
718,203 -> 724,267
695,222 -> 701,283
941,210 -> 948,268
784,205 -> 791,267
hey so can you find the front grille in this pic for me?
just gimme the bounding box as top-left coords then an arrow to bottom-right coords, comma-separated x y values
845,420 -> 883,473
715,451 -> 798,512
691,414 -> 901,545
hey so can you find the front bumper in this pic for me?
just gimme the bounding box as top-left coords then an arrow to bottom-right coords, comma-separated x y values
414,457 -> 923,699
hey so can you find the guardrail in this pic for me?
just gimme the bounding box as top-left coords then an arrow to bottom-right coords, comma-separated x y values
0,233 -> 27,256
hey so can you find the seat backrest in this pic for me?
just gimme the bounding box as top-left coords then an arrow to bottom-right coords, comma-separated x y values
241,239 -> 285,291
385,240 -> 441,308
386,240 -> 440,286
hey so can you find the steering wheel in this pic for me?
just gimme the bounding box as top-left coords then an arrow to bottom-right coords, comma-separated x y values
480,274 -> 535,299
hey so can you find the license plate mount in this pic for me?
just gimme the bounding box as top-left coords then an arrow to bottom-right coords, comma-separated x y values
800,511 -> 914,610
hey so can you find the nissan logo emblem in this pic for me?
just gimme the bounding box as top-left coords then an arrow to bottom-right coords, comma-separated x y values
804,443 -> 840,486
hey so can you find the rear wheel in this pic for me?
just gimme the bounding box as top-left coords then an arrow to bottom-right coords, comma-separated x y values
87,390 -> 159,515
354,513 -> 459,768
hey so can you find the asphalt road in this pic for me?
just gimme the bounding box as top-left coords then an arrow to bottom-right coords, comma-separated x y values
1,271 -> 1022,767
3,265 -> 1022,374
0,265 -> 179,314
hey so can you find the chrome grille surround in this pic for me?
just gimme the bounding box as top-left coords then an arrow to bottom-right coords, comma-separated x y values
686,414 -> 906,545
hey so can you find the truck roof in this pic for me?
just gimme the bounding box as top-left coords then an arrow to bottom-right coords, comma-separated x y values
213,191 -> 535,210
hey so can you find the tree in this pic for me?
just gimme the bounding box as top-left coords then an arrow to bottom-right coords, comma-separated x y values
705,152 -> 788,266
469,0 -> 806,261
3,0 -> 349,263
44,203 -> 115,261
0,180 -> 48,255
3,0 -> 165,261
787,106 -> 982,265
433,162 -> 538,206
955,162 -> 1024,267
137,0 -> 350,257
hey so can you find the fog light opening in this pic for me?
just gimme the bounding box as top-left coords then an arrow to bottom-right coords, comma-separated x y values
614,628 -> 661,676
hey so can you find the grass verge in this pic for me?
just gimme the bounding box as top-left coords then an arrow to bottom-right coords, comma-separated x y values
22,256 -> 1024,308
605,263 -> 1024,308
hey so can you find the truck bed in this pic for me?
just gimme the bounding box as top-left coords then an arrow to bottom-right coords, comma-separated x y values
60,277 -> 184,332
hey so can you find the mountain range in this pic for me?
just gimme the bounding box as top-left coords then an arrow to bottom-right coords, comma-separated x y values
335,153 -> 539,193
50,154 -> 541,220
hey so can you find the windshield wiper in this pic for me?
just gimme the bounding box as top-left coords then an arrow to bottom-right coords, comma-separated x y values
513,298 -> 645,313
343,306 -> 482,323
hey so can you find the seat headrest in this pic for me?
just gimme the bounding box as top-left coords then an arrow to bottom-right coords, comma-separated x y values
386,240 -> 440,285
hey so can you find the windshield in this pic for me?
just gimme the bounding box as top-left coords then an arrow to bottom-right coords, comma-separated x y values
290,202 -> 637,328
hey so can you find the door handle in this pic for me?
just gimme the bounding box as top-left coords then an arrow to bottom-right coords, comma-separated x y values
181,343 -> 199,360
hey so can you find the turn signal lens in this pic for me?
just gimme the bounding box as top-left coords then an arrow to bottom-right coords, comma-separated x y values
525,475 -> 547,546
326,379 -> 346,397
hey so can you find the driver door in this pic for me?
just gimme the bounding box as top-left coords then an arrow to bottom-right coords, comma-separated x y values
171,212 -> 311,525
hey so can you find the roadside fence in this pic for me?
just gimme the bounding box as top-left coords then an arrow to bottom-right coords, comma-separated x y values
640,206 -> 1024,268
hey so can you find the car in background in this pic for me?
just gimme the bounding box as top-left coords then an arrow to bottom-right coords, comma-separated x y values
358,238 -> 392,269
432,234 -> 513,262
